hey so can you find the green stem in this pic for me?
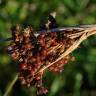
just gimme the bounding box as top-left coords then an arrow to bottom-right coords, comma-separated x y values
3,74 -> 18,96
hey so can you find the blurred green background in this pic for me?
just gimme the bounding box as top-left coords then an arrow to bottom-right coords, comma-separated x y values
0,0 -> 96,96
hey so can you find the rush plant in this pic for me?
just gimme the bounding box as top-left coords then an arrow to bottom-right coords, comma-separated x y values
2,13 -> 96,95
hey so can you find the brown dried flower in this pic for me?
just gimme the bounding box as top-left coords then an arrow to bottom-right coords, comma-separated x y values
6,14 -> 96,95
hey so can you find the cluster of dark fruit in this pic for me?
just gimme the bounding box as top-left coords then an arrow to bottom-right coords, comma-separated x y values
7,15 -> 75,94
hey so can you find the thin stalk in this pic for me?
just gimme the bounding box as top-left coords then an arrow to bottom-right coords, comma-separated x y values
3,74 -> 18,96
0,38 -> 12,42
0,24 -> 96,43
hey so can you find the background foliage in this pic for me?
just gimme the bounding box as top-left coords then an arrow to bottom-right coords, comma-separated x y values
0,0 -> 96,96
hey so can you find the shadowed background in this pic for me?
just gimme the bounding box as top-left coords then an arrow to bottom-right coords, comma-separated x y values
0,0 -> 96,96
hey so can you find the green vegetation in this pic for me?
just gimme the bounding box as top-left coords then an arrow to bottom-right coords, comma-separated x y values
0,0 -> 96,96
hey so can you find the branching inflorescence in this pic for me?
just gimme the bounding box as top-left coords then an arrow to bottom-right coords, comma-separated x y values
6,14 -> 96,95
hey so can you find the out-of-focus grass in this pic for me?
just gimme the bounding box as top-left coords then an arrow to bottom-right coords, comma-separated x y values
0,0 -> 96,96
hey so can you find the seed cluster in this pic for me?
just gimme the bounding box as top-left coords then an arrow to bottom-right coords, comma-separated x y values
7,15 -> 75,94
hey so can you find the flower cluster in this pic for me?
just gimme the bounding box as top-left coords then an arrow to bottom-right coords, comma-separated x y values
7,15 -> 75,94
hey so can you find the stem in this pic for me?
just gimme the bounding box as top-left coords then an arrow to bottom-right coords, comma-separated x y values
3,74 -> 18,96
0,38 -> 12,42
1,24 -> 96,42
